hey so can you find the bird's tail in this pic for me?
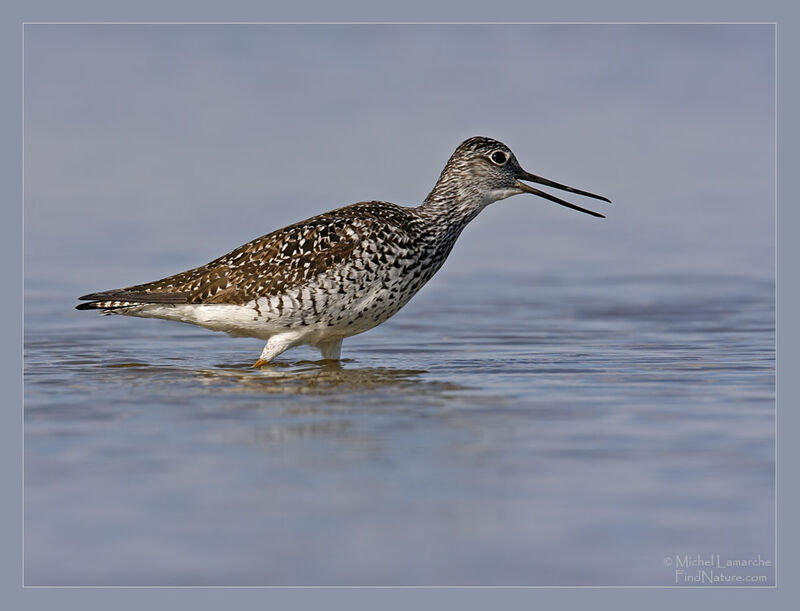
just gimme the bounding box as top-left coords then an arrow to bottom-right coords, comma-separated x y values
76,290 -> 189,311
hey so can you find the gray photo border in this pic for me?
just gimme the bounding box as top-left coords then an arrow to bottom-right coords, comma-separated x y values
5,0 -> 795,609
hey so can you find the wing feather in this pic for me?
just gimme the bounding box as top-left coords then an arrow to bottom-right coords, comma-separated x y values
75,202 -> 410,310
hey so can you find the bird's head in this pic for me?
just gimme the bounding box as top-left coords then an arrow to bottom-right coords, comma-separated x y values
429,136 -> 610,218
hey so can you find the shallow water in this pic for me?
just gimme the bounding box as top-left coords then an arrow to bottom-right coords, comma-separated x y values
24,270 -> 775,585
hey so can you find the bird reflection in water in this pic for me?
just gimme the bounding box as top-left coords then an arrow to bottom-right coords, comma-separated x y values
102,358 -> 463,398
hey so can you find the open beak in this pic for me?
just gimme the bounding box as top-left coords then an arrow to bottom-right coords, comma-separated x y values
515,169 -> 611,218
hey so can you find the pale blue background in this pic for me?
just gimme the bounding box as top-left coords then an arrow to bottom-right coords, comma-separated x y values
24,24 -> 773,289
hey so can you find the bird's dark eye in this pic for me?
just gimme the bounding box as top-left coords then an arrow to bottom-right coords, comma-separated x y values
490,151 -> 508,165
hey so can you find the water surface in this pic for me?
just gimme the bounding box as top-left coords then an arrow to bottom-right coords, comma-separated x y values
24,271 -> 775,585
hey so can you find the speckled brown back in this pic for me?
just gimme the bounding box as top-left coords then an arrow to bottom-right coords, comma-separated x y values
77,201 -> 427,308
